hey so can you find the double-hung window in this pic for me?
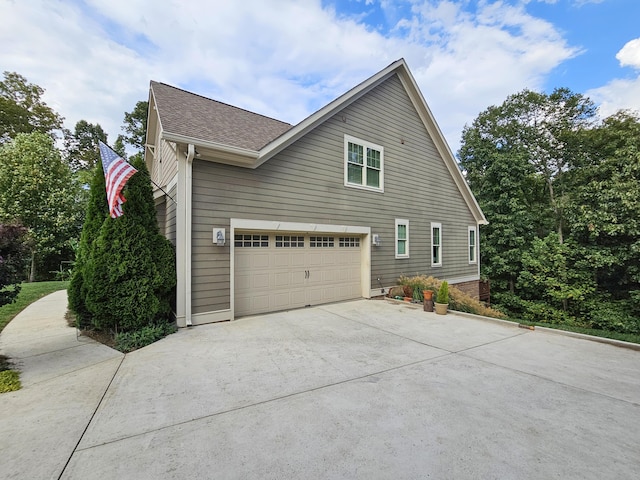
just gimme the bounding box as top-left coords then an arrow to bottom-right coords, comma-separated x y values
345,135 -> 384,192
395,219 -> 409,258
468,226 -> 477,264
431,223 -> 442,266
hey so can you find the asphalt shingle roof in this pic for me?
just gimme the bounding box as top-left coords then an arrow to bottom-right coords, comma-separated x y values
151,81 -> 293,151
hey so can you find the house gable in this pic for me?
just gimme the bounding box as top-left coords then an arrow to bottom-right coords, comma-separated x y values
145,59 -> 487,325
189,72 -> 480,316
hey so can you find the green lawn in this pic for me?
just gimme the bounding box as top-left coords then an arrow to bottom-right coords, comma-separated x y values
0,281 -> 68,334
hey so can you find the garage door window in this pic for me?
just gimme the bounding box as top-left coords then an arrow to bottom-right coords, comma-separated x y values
339,237 -> 360,247
310,236 -> 335,247
235,234 -> 269,247
276,235 -> 304,247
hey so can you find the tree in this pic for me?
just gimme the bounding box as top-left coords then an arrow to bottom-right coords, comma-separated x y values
0,132 -> 82,281
68,167 -> 108,326
83,156 -> 175,332
0,223 -> 29,306
0,72 -> 64,143
566,111 -> 640,308
64,120 -> 108,173
115,100 -> 148,160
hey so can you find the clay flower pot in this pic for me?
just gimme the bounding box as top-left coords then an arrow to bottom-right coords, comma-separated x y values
423,290 -> 433,301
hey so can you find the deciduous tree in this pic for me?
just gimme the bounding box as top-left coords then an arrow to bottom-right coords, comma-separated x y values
0,132 -> 82,280
0,72 -> 63,143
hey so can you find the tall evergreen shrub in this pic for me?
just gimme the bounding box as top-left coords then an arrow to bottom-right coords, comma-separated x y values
68,167 -> 108,326
83,157 -> 175,332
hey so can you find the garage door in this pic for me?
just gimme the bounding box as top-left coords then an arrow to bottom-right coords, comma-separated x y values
234,233 -> 362,316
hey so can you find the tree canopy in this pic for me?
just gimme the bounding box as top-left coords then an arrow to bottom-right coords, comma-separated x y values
459,90 -> 640,333
0,72 -> 64,143
0,132 -> 82,281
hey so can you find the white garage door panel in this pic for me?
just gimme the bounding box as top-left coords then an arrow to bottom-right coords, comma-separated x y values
235,233 -> 362,317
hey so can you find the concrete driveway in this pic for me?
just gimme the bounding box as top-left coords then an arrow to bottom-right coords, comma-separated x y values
1,292 -> 639,479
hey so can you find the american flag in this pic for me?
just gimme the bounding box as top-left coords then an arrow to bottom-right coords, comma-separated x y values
98,141 -> 138,218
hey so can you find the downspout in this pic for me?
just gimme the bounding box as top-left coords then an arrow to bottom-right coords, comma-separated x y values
185,144 -> 195,326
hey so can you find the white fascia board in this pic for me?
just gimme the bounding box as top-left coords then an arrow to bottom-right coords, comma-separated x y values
161,132 -> 260,163
255,59 -> 406,167
396,70 -> 488,226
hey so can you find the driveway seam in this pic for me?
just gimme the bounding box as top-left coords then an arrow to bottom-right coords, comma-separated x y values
57,354 -> 125,480
458,351 -> 640,408
72,351 -> 454,453
20,354 -> 124,388
318,305 -> 530,354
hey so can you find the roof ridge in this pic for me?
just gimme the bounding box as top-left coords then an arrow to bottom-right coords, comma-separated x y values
150,80 -> 292,127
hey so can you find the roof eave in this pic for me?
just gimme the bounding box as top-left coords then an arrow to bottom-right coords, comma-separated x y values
255,59 -> 407,167
161,131 -> 259,167
395,66 -> 488,225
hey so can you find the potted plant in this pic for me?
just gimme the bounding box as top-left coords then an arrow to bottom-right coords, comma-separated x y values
434,281 -> 449,315
403,284 -> 413,302
422,289 -> 434,302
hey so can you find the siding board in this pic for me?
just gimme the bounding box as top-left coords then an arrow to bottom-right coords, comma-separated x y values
191,74 -> 477,313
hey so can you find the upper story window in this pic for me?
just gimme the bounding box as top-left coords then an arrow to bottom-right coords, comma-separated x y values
431,223 -> 442,266
344,135 -> 384,192
395,219 -> 409,258
468,226 -> 477,264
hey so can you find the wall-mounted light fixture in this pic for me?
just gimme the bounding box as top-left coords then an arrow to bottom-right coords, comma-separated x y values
213,228 -> 226,246
372,234 -> 381,246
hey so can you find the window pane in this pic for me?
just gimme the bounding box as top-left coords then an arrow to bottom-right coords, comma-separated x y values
348,163 -> 363,184
397,224 -> 406,240
366,168 -> 380,188
348,143 -> 363,165
398,240 -> 406,255
433,227 -> 440,245
367,148 -> 380,169
433,246 -> 440,264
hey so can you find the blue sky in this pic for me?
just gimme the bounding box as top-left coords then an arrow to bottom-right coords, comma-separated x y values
1,0 -> 639,154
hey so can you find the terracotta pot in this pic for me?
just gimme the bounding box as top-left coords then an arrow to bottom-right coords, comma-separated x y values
434,302 -> 448,315
404,297 -> 412,302
423,290 -> 433,301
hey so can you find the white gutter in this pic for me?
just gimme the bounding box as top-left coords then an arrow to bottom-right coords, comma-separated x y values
185,144 -> 195,326
162,132 -> 259,159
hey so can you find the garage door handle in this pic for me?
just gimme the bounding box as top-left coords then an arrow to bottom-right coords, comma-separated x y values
305,270 -> 310,279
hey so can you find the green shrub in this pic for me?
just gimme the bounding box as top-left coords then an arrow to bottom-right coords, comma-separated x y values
83,157 -> 175,332
398,275 -> 505,318
114,322 -> 177,353
582,299 -> 640,334
68,167 -> 108,328
0,370 -> 21,393
436,281 -> 449,304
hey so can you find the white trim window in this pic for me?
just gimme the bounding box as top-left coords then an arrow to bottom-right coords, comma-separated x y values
431,223 -> 442,266
395,219 -> 409,258
468,226 -> 477,264
344,135 -> 384,192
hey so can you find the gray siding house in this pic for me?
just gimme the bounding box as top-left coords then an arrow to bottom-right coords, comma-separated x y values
145,59 -> 487,327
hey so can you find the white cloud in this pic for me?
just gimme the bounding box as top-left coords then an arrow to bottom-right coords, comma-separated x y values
1,0 -> 580,154
392,0 -> 579,150
616,38 -> 640,69
587,37 -> 640,118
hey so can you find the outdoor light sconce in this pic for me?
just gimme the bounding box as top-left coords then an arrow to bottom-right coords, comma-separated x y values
372,234 -> 381,247
213,228 -> 226,246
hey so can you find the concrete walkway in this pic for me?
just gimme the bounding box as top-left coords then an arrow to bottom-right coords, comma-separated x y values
1,292 -> 639,479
